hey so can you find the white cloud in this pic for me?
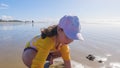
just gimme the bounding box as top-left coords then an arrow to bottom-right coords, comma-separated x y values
0,3 -> 9,9
1,15 -> 13,20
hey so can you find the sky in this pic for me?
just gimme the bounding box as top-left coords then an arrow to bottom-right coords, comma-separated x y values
0,0 -> 120,22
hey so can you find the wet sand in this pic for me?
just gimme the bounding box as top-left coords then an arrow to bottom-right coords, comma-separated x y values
0,22 -> 120,68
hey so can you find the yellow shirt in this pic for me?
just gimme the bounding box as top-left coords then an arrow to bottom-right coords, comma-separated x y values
25,35 -> 71,68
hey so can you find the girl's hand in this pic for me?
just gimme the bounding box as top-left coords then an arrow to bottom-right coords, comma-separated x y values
49,51 -> 61,64
51,51 -> 61,59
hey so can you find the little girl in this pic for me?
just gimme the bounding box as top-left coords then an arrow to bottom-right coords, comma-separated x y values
22,15 -> 84,68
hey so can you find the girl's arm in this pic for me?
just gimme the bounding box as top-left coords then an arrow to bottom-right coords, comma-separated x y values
60,45 -> 71,68
64,60 -> 71,68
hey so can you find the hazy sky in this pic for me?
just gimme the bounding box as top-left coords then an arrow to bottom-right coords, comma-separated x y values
0,0 -> 120,21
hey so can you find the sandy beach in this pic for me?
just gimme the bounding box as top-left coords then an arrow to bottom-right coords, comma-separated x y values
0,22 -> 120,68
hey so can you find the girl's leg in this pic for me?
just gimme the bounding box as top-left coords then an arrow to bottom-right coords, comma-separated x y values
22,49 -> 37,68
22,49 -> 51,68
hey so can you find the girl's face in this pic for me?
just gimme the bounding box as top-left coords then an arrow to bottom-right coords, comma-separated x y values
57,26 -> 73,45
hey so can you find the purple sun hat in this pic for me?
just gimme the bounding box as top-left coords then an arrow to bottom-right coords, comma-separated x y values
58,15 -> 84,40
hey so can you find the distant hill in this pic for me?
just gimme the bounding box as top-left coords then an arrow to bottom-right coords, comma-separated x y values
0,19 -> 23,22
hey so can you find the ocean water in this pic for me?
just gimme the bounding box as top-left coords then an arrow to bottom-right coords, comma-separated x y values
0,22 -> 120,68
70,23 -> 120,68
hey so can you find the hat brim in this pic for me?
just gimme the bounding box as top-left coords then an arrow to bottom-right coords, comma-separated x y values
76,33 -> 84,40
64,29 -> 84,40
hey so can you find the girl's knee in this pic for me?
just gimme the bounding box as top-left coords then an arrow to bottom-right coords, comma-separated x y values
22,49 -> 37,67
